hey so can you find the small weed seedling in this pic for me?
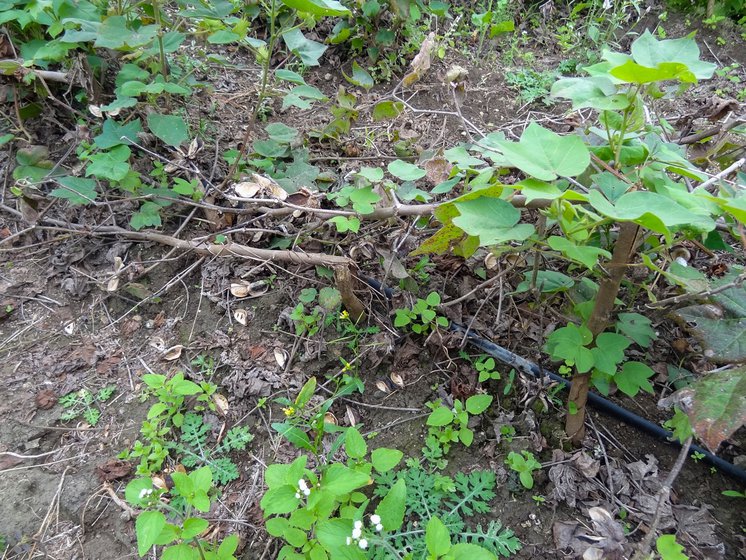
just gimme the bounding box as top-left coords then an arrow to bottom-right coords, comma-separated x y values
476,356 -> 501,382
394,292 -> 449,334
424,395 -> 493,468
59,386 -> 116,426
289,287 -> 341,337
506,451 -> 541,490
722,489 -> 746,498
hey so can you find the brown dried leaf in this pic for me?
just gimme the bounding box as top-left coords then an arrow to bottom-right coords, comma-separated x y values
402,32 -> 436,87
35,389 -> 57,410
96,459 -> 132,482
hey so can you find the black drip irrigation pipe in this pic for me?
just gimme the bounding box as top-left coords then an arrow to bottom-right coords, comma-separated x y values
362,276 -> 746,483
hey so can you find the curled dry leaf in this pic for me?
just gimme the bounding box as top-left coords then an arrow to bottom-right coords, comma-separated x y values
375,379 -> 391,394
324,412 -> 338,425
233,308 -> 249,326
152,476 -> 169,490
233,173 -> 288,201
213,393 -> 230,416
422,154 -> 453,186
162,345 -> 184,361
402,32 -> 436,87
444,64 -> 469,85
274,348 -> 289,369
484,253 -> 498,270
230,279 -> 270,298
149,336 -> 166,352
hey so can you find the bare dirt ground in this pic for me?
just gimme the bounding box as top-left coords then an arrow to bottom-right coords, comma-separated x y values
1,9 -> 745,560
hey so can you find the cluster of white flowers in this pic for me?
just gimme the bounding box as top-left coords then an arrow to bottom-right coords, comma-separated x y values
138,488 -> 154,500
345,515 -> 384,550
294,479 -> 311,500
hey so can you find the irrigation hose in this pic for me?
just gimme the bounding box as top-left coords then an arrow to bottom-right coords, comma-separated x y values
362,276 -> 746,483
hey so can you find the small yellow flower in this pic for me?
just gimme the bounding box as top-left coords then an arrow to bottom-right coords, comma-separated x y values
283,406 -> 295,417
339,310 -> 350,320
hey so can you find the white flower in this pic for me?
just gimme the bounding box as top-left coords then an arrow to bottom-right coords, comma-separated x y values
370,514 -> 381,525
346,537 -> 352,545
354,520 -> 363,530
352,527 -> 362,539
302,488 -> 311,496
295,492 -> 301,499
138,488 -> 153,499
298,479 -> 308,491
358,539 -> 368,550
375,523 -> 383,532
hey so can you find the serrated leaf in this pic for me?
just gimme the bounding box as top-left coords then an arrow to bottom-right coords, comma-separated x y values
86,145 -> 131,182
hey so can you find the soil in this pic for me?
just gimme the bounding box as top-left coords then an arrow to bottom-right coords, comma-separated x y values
1,6 -> 745,560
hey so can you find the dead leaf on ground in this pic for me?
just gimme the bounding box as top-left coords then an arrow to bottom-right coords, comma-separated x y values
422,154 -> 453,186
402,32 -> 436,87
96,459 -> 132,482
35,389 -> 57,410
162,345 -> 184,361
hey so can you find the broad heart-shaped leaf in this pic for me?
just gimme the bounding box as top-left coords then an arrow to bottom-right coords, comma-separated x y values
320,464 -> 370,496
674,272 -> 746,363
629,30 -> 716,81
280,0 -> 350,16
388,159 -> 426,181
679,366 -> 746,452
93,118 -> 142,149
147,113 -> 189,147
451,543 -> 498,560
550,76 -> 630,110
591,332 -> 631,375
452,197 -> 534,246
614,361 -> 654,397
375,478 -> 406,531
587,190 -> 715,236
50,176 -> 98,205
344,427 -> 367,459
465,394 -> 492,415
283,28 -> 327,66
372,101 -> 404,121
95,16 -> 158,49
495,122 -> 590,181
343,61 -> 374,90
371,448 -> 403,473
610,60 -> 697,84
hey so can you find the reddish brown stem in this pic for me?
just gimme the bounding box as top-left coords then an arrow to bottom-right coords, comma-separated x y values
565,221 -> 640,443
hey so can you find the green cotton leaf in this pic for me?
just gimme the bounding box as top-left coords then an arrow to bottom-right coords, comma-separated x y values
349,187 -> 380,214
610,60 -> 697,84
515,178 -> 563,202
376,478 -> 406,531
587,190 -> 715,237
344,61 -> 374,90
680,366 -> 746,452
282,85 -> 327,110
147,113 -> 189,147
674,272 -> 746,363
130,201 -> 162,230
253,139 -> 288,158
356,166 -> 384,182
545,324 -> 594,373
136,511 -> 167,556
93,118 -> 142,149
276,69 -> 306,84
465,394 -> 492,415
95,16 -> 158,49
516,270 -> 575,293
614,361 -> 654,397
616,313 -> 657,347
426,517 -> 452,557
495,122 -> 590,181
387,159 -> 426,181
547,236 -> 611,270
427,406 -> 454,427
452,197 -> 535,246
344,427 -> 367,459
656,535 -> 688,560
86,145 -> 131,182
280,0 -> 350,16
207,29 -> 240,44
372,100 -> 404,120
550,76 -> 630,110
265,122 -> 299,144
371,448 -> 403,473
283,28 -> 327,66
592,172 -> 631,202
591,332 -> 631,376
629,30 -> 716,81
329,216 -> 360,233
50,176 -> 98,205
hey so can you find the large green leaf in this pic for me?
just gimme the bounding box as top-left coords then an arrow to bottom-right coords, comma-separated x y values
628,30 -> 716,81
283,29 -> 327,66
680,366 -> 746,451
93,118 -> 142,149
587,190 -> 715,235
675,272 -> 746,363
147,113 -> 189,147
280,0 -> 350,16
452,197 -> 534,246
50,176 -> 98,205
550,76 -> 630,110
494,123 -> 590,181
95,16 -> 158,49
375,478 -> 406,531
